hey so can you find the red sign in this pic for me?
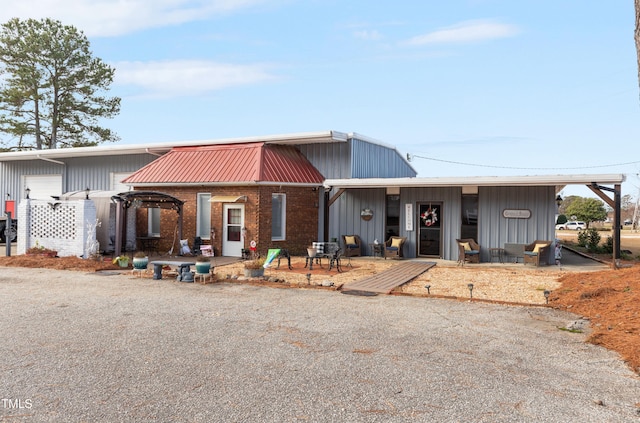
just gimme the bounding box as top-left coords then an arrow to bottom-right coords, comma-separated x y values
5,200 -> 15,216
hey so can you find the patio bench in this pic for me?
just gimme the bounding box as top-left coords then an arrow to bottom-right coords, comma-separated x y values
150,260 -> 196,282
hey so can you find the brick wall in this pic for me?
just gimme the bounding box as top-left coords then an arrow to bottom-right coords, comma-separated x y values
135,185 -> 320,256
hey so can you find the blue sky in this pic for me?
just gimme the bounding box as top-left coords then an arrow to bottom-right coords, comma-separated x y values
3,0 -> 640,199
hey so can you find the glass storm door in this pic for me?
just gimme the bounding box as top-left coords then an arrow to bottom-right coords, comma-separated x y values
418,202 -> 442,257
223,204 -> 244,257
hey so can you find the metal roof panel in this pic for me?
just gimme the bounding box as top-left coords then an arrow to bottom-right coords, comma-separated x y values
124,143 -> 324,185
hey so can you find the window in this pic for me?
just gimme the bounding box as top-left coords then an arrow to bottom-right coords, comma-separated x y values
148,208 -> 160,236
196,193 -> 211,239
385,195 -> 400,240
461,195 -> 478,240
272,193 -> 286,241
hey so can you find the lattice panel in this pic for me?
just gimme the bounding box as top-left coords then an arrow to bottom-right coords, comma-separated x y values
29,204 -> 77,240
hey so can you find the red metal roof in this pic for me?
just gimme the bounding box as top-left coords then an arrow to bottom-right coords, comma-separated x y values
123,143 -> 325,185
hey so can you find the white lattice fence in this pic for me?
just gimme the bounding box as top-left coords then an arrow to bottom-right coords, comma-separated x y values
17,199 -> 97,258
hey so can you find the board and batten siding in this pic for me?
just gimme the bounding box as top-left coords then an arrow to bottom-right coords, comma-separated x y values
0,154 -> 157,215
478,186 -> 556,263
325,185 -> 557,262
327,188 -> 386,255
350,138 -> 416,178
400,186 -> 462,260
298,142 -> 351,179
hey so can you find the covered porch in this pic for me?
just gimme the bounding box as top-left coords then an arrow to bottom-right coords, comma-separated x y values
322,174 -> 626,266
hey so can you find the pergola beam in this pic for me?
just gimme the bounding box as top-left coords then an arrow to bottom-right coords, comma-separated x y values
587,183 -> 622,268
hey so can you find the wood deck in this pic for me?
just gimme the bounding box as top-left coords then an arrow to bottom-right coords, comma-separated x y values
341,261 -> 436,294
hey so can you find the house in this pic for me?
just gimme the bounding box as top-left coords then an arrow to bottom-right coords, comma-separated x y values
0,131 -> 414,257
0,130 -> 626,263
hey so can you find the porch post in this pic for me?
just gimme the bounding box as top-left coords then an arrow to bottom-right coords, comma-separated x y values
114,201 -> 123,257
614,183 -> 621,267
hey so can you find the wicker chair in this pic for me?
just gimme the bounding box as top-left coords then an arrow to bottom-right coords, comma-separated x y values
523,240 -> 552,266
384,236 -> 406,259
341,235 -> 362,257
456,238 -> 480,265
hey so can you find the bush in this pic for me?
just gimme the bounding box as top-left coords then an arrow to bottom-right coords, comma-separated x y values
244,257 -> 265,269
577,230 -> 588,247
578,228 -> 601,252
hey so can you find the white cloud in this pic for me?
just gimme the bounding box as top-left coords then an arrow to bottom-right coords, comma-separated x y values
114,60 -> 279,98
353,29 -> 383,41
0,0 -> 268,37
403,20 -> 520,46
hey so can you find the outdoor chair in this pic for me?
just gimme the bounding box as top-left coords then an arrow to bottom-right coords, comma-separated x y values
524,240 -> 552,266
456,238 -> 480,265
384,236 -> 406,259
341,235 -> 362,257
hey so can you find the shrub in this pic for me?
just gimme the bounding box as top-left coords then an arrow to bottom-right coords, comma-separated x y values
244,257 -> 265,269
577,230 -> 588,247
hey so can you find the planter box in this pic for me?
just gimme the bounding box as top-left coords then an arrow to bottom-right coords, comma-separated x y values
244,268 -> 264,278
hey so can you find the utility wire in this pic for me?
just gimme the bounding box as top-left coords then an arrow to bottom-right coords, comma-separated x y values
407,154 -> 640,171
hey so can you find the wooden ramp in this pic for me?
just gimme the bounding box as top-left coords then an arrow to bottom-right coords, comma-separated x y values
341,261 -> 436,294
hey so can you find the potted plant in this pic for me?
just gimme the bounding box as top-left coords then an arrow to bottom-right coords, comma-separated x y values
307,245 -> 317,258
243,257 -> 266,278
112,255 -> 130,268
132,251 -> 148,270
195,255 -> 211,274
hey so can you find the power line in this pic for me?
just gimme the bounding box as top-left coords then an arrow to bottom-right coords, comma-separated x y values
407,154 -> 640,170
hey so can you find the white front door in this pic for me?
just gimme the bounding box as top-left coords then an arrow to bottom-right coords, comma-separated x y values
222,204 -> 244,257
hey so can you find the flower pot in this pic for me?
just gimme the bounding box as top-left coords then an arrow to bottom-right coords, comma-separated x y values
307,248 -> 317,258
132,257 -> 148,270
244,267 -> 264,278
118,259 -> 129,268
195,262 -> 211,274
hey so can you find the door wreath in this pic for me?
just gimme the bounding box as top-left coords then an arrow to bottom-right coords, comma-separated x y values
421,207 -> 438,226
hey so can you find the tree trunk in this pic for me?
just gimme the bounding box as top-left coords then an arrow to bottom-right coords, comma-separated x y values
635,0 -> 640,100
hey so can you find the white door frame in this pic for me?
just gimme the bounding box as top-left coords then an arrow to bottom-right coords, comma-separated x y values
222,203 -> 244,257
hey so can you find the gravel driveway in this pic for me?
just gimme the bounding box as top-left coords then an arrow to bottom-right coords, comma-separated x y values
1,267 -> 639,422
